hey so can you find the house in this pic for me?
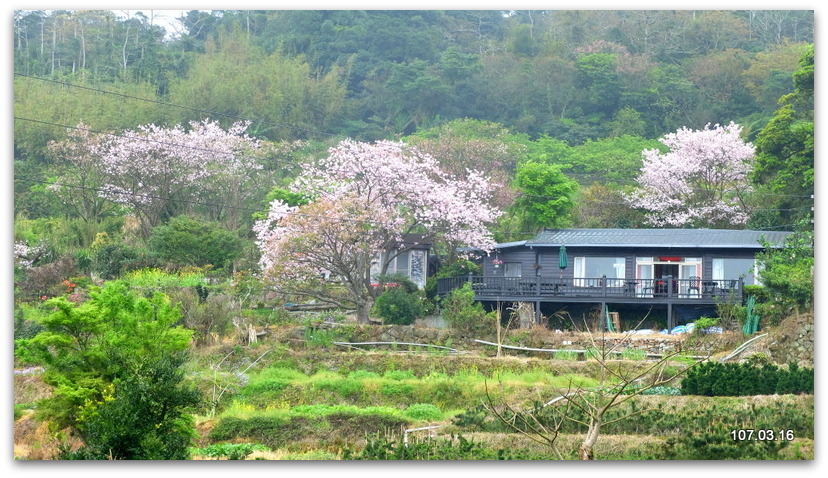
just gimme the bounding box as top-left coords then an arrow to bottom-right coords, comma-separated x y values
370,234 -> 432,289
437,228 -> 792,329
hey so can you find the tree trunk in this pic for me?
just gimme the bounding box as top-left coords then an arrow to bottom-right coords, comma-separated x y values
355,300 -> 373,324
579,417 -> 601,460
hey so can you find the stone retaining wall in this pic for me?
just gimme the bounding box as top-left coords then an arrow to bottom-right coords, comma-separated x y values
767,313 -> 814,367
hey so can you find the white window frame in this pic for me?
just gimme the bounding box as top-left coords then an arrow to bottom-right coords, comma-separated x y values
574,256 -> 626,287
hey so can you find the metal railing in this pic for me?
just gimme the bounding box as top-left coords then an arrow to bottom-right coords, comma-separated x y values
436,275 -> 743,302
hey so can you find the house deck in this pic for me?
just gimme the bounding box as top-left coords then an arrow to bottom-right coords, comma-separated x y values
437,275 -> 743,328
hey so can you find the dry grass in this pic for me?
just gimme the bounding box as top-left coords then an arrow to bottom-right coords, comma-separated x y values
14,370 -> 52,405
13,412 -> 83,460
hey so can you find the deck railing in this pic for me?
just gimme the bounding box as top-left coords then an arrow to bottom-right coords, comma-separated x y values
436,275 -> 743,302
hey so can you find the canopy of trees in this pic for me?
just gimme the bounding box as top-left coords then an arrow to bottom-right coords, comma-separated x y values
14,9 -> 813,261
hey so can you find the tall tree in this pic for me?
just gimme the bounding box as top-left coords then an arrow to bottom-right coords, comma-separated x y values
628,122 -> 755,228
507,160 -> 578,235
255,140 -> 501,323
405,118 -> 529,211
167,31 -> 347,141
96,119 -> 265,236
750,44 -> 813,229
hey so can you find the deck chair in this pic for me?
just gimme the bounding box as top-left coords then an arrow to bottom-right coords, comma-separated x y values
688,276 -> 700,296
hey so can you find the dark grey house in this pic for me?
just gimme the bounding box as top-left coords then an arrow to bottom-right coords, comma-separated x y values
437,228 -> 791,329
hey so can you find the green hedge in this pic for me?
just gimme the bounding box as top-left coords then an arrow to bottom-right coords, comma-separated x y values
681,362 -> 813,396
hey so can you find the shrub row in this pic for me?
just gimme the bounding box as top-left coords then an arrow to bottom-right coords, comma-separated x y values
452,395 -> 814,440
681,362 -> 814,396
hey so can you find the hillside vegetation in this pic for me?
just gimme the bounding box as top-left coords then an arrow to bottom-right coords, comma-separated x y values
13,9 -> 814,461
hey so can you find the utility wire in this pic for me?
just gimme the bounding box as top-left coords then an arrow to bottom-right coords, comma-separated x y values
13,175 -> 541,236
14,76 -> 811,234
13,116 -> 305,174
16,76 -> 814,200
14,72 -> 337,138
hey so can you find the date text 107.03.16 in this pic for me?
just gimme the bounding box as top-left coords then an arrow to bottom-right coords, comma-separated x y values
730,429 -> 795,441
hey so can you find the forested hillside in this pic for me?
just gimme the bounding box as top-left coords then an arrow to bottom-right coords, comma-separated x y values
13,10 -> 816,460
13,8 -> 814,245
12,10 -> 814,252
14,10 -> 814,229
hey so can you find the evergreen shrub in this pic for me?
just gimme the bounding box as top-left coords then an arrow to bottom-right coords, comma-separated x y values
681,362 -> 814,396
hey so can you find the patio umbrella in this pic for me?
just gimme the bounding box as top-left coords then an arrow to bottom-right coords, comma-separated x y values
558,245 -> 567,280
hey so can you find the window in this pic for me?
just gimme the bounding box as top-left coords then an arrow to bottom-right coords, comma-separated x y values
395,251 -> 409,276
504,262 -> 522,277
409,250 -> 426,288
574,257 -> 625,286
712,258 -> 760,286
371,249 -> 429,289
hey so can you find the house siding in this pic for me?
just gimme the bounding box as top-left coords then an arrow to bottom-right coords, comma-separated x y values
488,246 -> 762,282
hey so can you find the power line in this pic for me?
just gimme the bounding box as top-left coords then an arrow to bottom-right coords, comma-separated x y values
16,75 -> 814,201
14,72 -> 338,139
13,77 -> 809,234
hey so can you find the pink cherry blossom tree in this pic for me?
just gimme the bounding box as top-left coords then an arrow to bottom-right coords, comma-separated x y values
95,120 -> 265,236
47,123 -> 119,224
255,139 -> 502,323
627,122 -> 755,228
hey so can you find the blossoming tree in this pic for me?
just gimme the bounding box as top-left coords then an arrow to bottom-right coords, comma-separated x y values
254,139 -> 502,323
95,120 -> 265,236
627,122 -> 755,228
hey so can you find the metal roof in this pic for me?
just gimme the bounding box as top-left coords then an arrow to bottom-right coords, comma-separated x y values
513,228 -> 792,249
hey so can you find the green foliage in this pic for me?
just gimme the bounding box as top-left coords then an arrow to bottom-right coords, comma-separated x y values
755,229 -> 814,314
681,362 -> 814,396
552,350 -> 578,361
209,409 -> 409,450
15,280 -> 197,455
92,243 -> 159,280
253,186 -> 311,221
303,326 -> 340,349
167,31 -> 347,141
61,353 -> 201,460
567,135 -> 664,186
523,393 -> 812,440
436,259 -> 481,279
660,422 -> 789,460
123,268 -> 207,289
509,160 -> 578,231
192,442 -> 270,460
373,280 -> 426,325
694,316 -> 720,334
620,348 -> 647,360
403,403 -> 443,422
149,216 -> 243,270
639,386 -> 682,396
576,53 -> 621,115
13,304 -> 46,341
383,369 -> 417,380
380,382 -> 415,399
751,44 -> 814,229
343,433 -> 517,460
313,378 -> 366,401
441,283 -> 495,335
